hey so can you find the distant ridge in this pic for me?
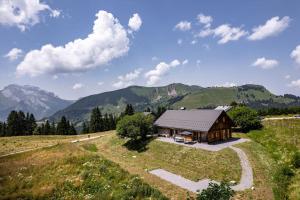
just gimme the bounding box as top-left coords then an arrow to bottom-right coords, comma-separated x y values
0,84 -> 73,121
49,83 -> 300,123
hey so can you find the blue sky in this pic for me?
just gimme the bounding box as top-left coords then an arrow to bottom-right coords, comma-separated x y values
0,0 -> 300,100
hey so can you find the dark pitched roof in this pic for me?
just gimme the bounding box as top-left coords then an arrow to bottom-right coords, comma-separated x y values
154,109 -> 224,132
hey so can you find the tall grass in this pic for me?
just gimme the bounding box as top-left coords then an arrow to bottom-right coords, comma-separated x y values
248,119 -> 300,200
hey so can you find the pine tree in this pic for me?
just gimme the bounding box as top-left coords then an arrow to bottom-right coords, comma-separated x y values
7,110 -> 19,136
90,107 -> 102,132
69,124 -> 77,135
81,122 -> 89,134
124,104 -> 134,116
28,114 -> 36,135
44,120 -> 51,135
50,121 -> 56,134
56,116 -> 69,135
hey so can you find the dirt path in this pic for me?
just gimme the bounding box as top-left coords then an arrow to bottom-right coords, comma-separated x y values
0,135 -> 103,158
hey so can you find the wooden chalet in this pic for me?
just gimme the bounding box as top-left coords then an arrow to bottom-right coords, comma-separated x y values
154,109 -> 233,143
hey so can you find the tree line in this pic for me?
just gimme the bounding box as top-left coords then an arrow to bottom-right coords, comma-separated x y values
258,106 -> 300,116
81,107 -> 117,134
0,110 -> 77,136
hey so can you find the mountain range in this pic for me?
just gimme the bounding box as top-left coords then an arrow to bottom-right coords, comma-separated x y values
1,83 -> 300,123
0,84 -> 73,121
49,83 -> 300,123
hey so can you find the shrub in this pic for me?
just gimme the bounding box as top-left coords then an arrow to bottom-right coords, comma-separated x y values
292,151 -> 300,168
116,113 -> 154,141
196,181 -> 234,200
228,106 -> 262,132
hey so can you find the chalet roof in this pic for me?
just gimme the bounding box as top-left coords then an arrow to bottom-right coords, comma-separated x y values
154,109 -> 224,132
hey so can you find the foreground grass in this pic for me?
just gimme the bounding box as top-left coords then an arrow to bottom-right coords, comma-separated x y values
0,131 -> 112,156
234,119 -> 300,200
0,142 -> 167,200
94,133 -> 241,199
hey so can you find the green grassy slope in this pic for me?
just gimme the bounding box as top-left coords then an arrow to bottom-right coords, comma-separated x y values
49,83 -> 300,123
0,143 -> 168,200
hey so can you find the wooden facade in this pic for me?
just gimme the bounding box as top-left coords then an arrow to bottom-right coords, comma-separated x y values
157,111 -> 233,143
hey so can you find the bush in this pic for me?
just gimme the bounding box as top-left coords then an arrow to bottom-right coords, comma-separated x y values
116,113 -> 154,141
228,106 -> 262,132
196,181 -> 234,200
292,151 -> 300,168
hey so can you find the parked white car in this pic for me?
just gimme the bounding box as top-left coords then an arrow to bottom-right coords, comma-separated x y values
174,136 -> 184,142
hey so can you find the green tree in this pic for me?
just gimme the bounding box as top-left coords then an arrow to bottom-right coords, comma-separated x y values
124,104 -> 134,116
228,106 -> 262,132
44,120 -> 51,135
196,182 -> 234,200
50,121 -> 56,134
90,107 -> 103,132
155,106 -> 166,119
116,113 -> 154,141
56,116 -> 69,135
69,123 -> 77,135
81,122 -> 89,134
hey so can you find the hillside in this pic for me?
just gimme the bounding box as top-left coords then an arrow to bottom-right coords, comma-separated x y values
0,84 -> 73,120
50,83 -> 300,123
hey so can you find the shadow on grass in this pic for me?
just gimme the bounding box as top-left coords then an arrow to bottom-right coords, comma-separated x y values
123,137 -> 155,153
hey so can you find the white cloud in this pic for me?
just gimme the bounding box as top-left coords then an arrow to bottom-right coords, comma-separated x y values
97,81 -> 104,86
252,57 -> 279,69
288,79 -> 300,88
151,56 -> 158,61
213,24 -> 248,44
113,68 -> 142,88
197,13 -> 213,28
291,45 -> 300,65
128,13 -> 142,31
177,39 -> 183,45
216,82 -> 237,87
196,59 -> 201,66
197,24 -> 247,44
16,10 -> 137,77
191,40 -> 197,45
145,59 -> 181,86
285,75 -> 291,79
248,16 -> 291,41
174,21 -> 191,31
4,48 -> 23,61
182,59 -> 188,65
0,0 -> 60,31
72,83 -> 84,90
52,75 -> 58,80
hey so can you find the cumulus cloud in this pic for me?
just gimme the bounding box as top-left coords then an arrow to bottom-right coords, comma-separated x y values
174,21 -> 191,31
197,13 -> 213,28
248,16 -> 291,40
177,39 -> 183,45
0,0 -> 60,31
197,24 -> 247,44
285,75 -> 291,79
145,59 -> 180,86
288,79 -> 300,88
291,45 -> 300,65
72,83 -> 84,90
16,10 -> 140,77
252,57 -> 279,69
97,81 -> 104,86
191,40 -> 197,45
182,59 -> 188,65
128,13 -> 142,31
113,68 -> 142,88
4,48 -> 23,61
